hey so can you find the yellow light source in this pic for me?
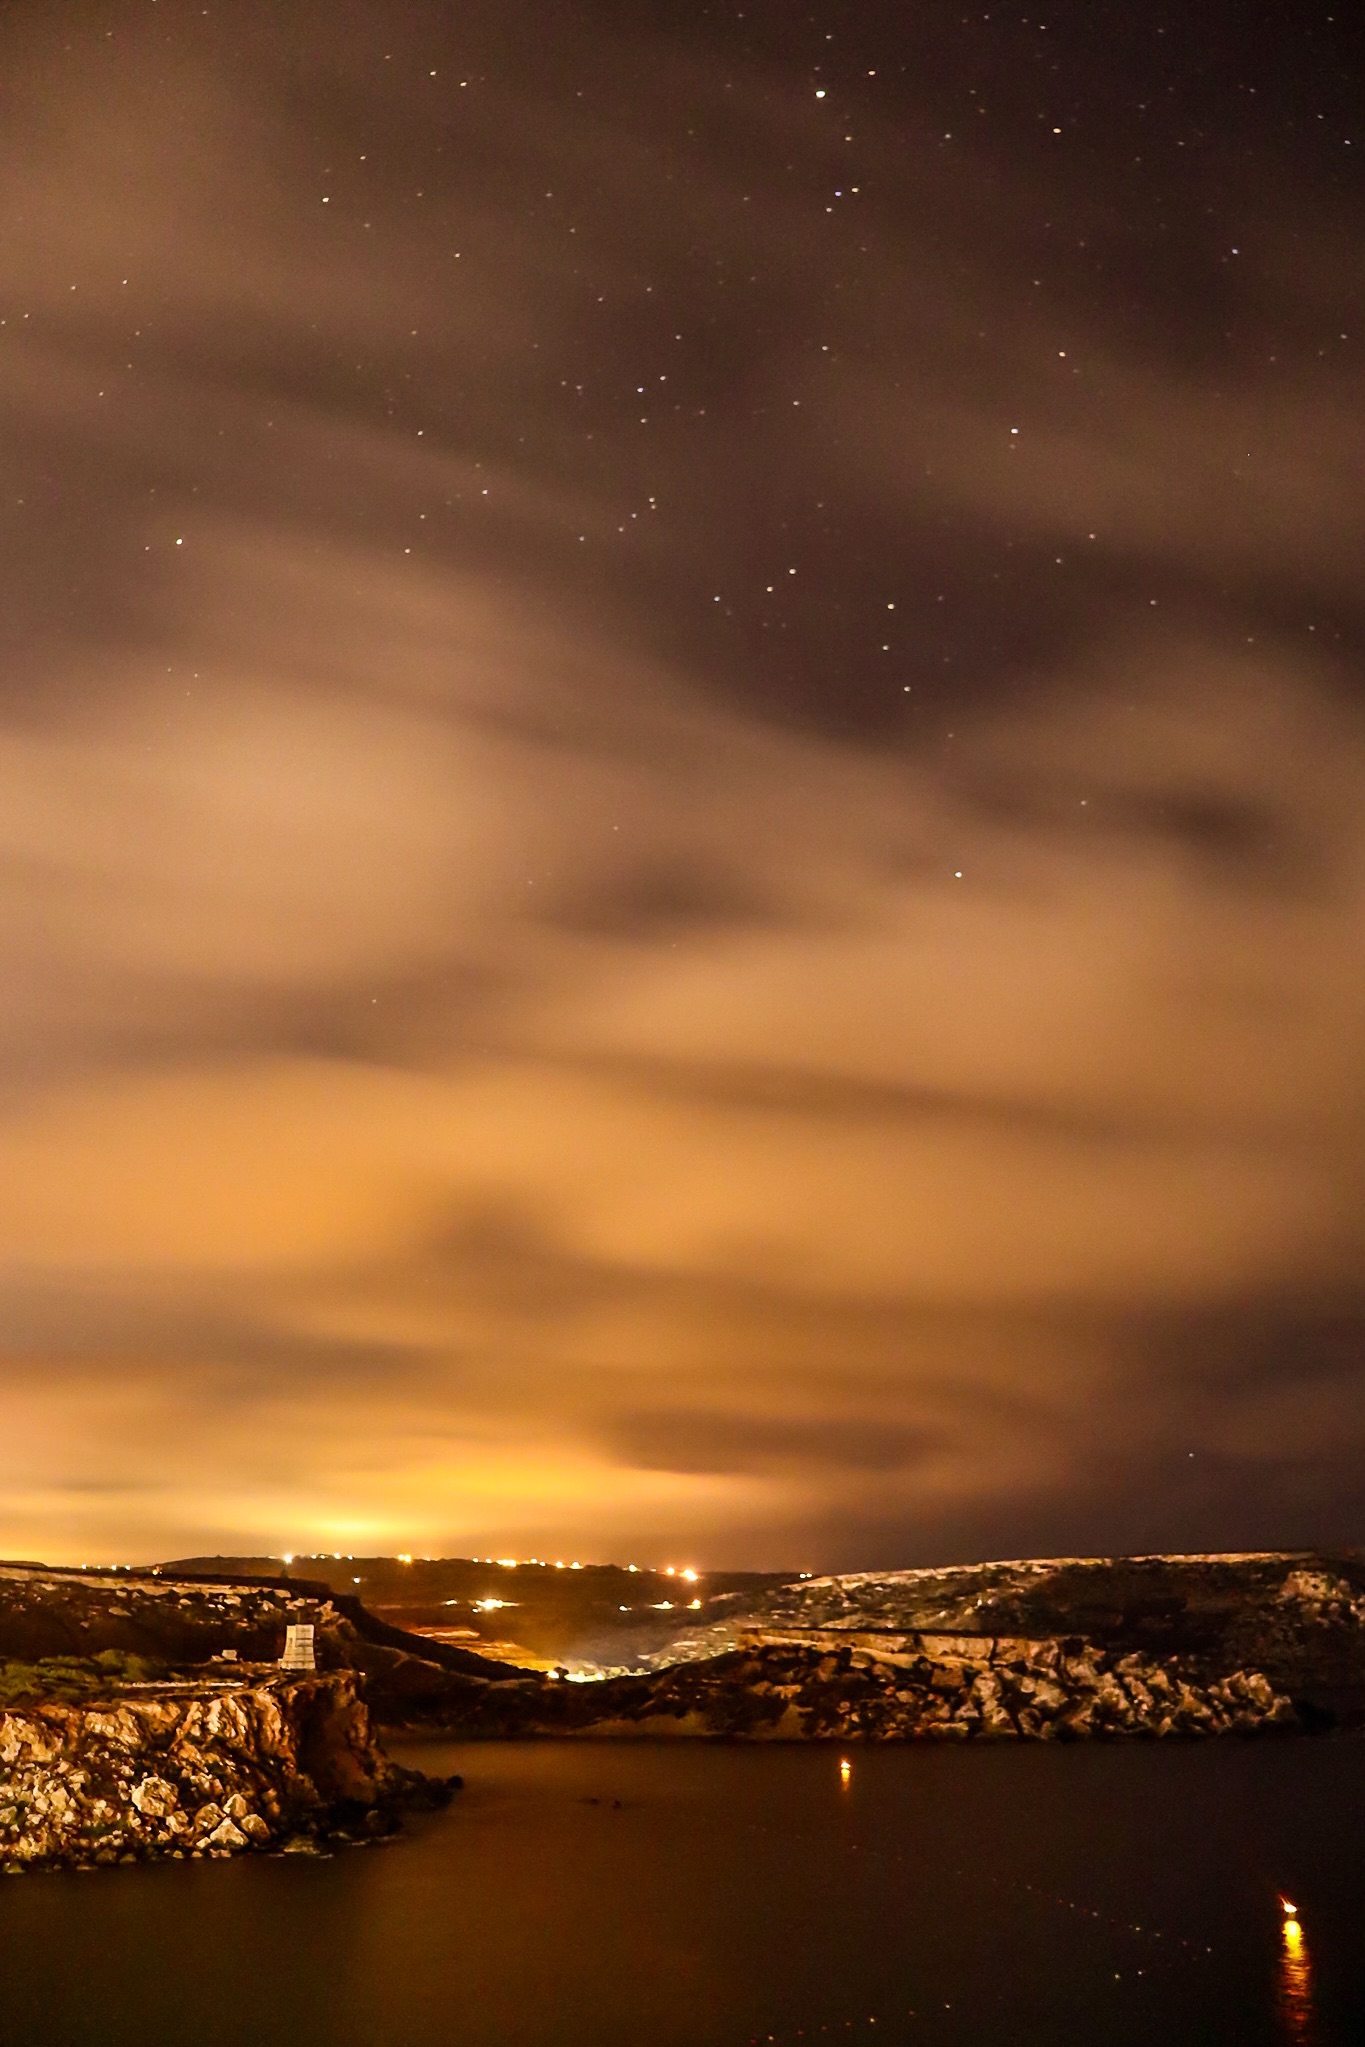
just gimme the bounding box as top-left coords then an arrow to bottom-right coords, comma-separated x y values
839,1757 -> 852,1784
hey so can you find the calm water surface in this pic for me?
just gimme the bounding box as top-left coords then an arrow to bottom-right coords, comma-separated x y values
0,1736 -> 1362,2047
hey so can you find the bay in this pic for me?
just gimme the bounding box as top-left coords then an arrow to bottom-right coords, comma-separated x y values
0,1735 -> 1361,2046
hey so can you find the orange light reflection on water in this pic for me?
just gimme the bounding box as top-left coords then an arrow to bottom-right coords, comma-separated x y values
1277,1905 -> 1313,2044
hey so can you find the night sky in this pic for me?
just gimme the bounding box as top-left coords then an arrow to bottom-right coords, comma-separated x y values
2,0 -> 1363,1568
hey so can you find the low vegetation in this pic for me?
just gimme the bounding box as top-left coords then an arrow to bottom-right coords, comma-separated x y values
0,1650 -> 165,1706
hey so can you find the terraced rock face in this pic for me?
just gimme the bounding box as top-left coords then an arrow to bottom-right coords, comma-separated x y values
0,1671 -> 447,1873
649,1553 -> 1365,1715
411,1635 -> 1298,1742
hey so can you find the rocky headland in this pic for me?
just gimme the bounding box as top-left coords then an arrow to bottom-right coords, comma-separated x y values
0,1562 -> 479,1873
0,1668 -> 450,1874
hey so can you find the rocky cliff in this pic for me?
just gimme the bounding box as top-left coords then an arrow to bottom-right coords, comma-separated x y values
647,1552 -> 1365,1714
0,1669 -> 448,1874
397,1632 -> 1299,1741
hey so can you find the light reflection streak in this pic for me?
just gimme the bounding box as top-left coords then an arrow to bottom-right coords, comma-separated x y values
1277,1899 -> 1313,2044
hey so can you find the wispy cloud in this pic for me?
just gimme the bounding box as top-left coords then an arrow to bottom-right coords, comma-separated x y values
0,4 -> 1361,1564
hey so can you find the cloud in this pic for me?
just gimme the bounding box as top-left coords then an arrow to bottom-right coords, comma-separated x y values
0,4 -> 1362,1564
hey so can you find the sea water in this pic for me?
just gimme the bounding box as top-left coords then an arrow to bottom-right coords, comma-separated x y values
0,1735 -> 1360,2046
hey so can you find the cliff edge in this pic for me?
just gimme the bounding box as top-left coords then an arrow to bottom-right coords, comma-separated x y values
0,1668 -> 448,1873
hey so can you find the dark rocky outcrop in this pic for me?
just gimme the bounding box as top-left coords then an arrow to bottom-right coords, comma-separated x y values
393,1633 -> 1299,1742
0,1670 -> 451,1874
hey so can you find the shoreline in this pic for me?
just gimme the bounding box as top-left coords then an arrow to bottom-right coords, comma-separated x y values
0,1670 -> 453,1876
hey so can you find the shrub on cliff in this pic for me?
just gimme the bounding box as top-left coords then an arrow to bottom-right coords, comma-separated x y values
0,1651 -> 164,1705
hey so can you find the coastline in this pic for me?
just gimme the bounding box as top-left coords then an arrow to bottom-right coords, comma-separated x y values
0,1669 -> 452,1875
5,1548 -> 1365,1872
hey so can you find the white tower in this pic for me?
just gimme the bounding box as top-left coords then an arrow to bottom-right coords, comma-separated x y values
280,1622 -> 316,1671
